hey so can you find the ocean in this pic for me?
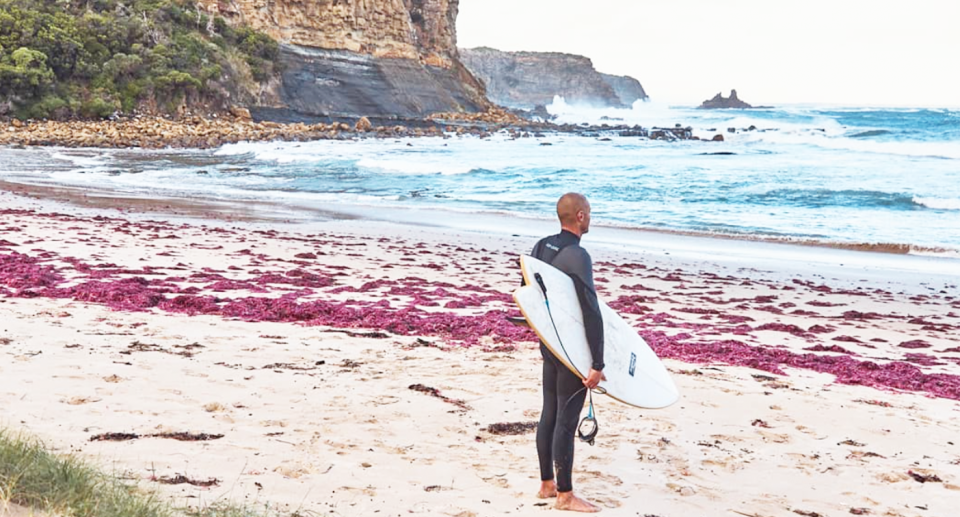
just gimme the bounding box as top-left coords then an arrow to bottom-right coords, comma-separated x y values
2,102 -> 958,256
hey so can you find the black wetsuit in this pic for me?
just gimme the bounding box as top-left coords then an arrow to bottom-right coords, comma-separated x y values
530,230 -> 604,493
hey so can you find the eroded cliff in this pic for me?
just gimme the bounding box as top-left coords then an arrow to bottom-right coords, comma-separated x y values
459,47 -> 647,109
600,73 -> 649,107
200,0 -> 488,120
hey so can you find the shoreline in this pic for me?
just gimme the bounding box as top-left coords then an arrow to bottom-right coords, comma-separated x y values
2,178 -> 959,293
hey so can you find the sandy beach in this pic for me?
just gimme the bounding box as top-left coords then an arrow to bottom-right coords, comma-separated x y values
1,186 -> 959,517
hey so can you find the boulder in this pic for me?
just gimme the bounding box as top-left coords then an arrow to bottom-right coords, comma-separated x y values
355,116 -> 372,132
229,106 -> 252,120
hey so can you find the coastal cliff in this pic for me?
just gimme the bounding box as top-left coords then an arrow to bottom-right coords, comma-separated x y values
0,0 -> 487,121
200,0 -> 489,120
459,47 -> 648,109
600,73 -> 649,107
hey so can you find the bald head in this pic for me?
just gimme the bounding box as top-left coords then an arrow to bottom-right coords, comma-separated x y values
557,193 -> 591,236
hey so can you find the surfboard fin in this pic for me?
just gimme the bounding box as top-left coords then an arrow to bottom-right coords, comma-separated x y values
506,316 -> 530,328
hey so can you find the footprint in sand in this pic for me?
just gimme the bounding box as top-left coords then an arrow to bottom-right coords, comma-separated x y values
576,470 -> 623,487
651,420 -> 677,433
590,495 -> 622,509
665,482 -> 697,496
702,456 -> 747,473
710,433 -> 744,443
478,473 -> 510,488
203,402 -> 228,412
794,425 -> 824,438
756,430 -> 792,443
876,471 -> 911,483
273,464 -> 313,479
63,396 -> 102,405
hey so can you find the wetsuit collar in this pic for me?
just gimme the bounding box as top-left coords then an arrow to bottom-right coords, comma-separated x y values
559,229 -> 581,243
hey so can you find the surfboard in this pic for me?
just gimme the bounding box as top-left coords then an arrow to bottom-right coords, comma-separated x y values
513,255 -> 680,409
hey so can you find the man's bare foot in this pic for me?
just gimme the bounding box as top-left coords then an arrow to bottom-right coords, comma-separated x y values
555,491 -> 601,513
537,480 -> 558,499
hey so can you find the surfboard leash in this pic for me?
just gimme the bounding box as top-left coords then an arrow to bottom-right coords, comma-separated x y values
534,272 -> 601,446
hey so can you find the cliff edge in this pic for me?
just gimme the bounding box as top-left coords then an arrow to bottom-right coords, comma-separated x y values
200,0 -> 489,120
459,47 -> 648,110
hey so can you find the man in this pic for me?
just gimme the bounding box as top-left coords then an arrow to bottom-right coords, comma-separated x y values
530,192 -> 605,513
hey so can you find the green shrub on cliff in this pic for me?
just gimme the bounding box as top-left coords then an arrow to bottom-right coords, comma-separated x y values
0,0 -> 279,120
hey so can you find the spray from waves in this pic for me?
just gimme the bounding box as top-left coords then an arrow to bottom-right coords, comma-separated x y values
913,196 -> 960,211
543,99 -> 891,145
542,100 -> 960,160
546,96 -> 691,128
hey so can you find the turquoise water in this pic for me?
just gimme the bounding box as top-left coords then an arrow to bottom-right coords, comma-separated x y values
1,104 -> 958,253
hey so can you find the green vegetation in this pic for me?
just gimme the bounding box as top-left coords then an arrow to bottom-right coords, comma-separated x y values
0,429 -> 301,517
0,428 -> 171,517
0,0 -> 280,120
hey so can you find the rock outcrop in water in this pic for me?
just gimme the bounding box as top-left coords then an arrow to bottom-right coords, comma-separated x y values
459,47 -> 648,109
698,90 -> 762,109
198,0 -> 489,121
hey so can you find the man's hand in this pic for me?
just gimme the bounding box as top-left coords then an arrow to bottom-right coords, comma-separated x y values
583,368 -> 606,390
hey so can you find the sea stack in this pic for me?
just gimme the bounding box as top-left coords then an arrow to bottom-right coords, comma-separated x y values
698,89 -> 754,109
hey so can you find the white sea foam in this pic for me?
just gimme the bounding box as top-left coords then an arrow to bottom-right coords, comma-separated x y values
4,106 -> 957,253
737,129 -> 960,160
355,157 -> 475,175
913,196 -> 960,210
50,150 -> 113,168
908,247 -> 960,259
541,102 -> 960,160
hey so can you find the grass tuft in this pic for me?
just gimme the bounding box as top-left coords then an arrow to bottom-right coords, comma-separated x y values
0,429 -> 307,517
0,428 -> 170,517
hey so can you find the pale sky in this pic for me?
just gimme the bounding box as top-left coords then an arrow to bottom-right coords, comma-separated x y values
457,0 -> 960,108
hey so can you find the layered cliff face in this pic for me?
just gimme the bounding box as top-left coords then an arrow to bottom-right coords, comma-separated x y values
200,0 -> 487,119
459,47 -> 647,110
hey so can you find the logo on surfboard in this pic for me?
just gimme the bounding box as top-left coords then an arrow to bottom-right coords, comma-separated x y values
629,352 -> 637,377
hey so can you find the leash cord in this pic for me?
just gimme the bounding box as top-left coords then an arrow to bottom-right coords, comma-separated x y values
535,272 -> 601,445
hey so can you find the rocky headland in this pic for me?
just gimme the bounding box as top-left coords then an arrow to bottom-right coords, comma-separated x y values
600,73 -> 650,107
459,47 -> 648,110
0,0 -> 489,123
200,0 -> 490,121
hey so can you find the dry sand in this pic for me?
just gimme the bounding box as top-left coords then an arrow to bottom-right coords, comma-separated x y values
1,189 -> 959,517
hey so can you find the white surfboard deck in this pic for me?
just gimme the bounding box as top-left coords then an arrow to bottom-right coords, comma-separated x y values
513,255 -> 680,409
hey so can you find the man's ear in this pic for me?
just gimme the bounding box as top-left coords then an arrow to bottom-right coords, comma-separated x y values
577,210 -> 585,222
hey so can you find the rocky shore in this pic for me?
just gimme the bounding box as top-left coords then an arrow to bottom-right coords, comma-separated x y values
0,107 -> 742,149
0,112 -> 465,150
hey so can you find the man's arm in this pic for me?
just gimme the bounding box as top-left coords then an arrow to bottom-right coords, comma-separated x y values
573,278 -> 605,371
558,247 -> 604,371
